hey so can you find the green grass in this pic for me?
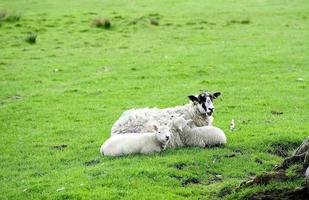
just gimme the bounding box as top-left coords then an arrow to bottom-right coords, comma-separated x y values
0,0 -> 309,199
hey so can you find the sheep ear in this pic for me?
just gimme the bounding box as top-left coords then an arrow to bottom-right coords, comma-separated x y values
188,95 -> 199,103
153,125 -> 158,131
213,92 -> 221,99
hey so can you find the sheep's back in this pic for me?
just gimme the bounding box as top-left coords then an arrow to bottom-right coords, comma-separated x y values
111,107 -> 188,135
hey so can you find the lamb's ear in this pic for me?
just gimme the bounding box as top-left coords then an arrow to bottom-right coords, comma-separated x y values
213,92 -> 221,99
188,95 -> 199,103
153,125 -> 158,131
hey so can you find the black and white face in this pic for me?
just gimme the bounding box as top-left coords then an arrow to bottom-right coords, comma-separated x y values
188,91 -> 221,116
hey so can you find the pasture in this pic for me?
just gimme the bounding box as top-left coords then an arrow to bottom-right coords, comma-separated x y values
0,0 -> 308,199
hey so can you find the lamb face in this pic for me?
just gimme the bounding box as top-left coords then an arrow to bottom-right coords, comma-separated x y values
188,91 -> 221,117
155,126 -> 171,144
172,117 -> 188,132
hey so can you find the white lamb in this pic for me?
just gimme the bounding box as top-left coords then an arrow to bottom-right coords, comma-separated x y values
111,91 -> 221,148
172,117 -> 227,147
100,125 -> 171,156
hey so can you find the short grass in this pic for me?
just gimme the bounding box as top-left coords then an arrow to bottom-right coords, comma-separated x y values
0,0 -> 309,199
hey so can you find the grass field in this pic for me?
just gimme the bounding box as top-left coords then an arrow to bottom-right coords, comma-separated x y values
1,0 -> 309,199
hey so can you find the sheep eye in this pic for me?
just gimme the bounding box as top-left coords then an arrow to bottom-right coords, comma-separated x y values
158,132 -> 161,133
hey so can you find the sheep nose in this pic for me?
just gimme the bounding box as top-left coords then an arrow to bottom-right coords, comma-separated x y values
208,108 -> 214,112
166,136 -> 170,140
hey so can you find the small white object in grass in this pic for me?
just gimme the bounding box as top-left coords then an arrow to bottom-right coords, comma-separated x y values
215,174 -> 222,179
297,78 -> 304,82
230,119 -> 235,130
56,187 -> 65,192
80,183 -> 84,186
54,68 -> 59,72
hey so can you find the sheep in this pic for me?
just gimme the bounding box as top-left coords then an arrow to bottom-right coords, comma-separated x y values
111,91 -> 221,148
100,125 -> 171,156
172,117 -> 227,147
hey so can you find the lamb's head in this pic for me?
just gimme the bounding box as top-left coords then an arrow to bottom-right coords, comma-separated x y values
172,117 -> 188,132
172,117 -> 193,131
188,91 -> 221,116
153,125 -> 171,144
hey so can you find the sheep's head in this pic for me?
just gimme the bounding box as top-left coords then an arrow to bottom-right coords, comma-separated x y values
188,91 -> 221,116
154,125 -> 171,144
172,117 -> 194,131
172,117 -> 187,132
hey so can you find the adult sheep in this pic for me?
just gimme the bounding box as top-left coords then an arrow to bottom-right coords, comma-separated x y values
111,91 -> 221,148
